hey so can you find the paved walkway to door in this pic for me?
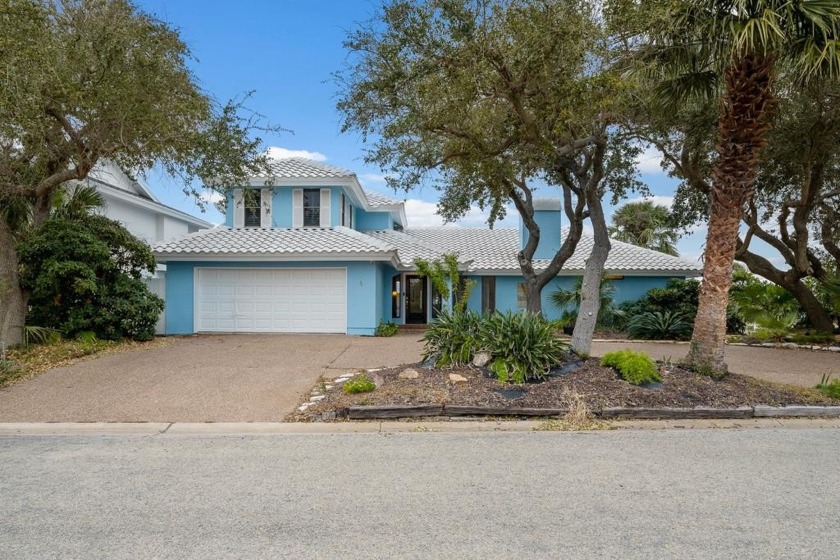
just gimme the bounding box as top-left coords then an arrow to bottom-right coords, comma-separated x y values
0,333 -> 424,423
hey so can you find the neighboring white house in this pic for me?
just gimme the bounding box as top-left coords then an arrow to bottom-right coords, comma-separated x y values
82,160 -> 213,334
83,160 -> 212,245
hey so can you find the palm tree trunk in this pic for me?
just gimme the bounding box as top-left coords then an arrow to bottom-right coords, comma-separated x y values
686,53 -> 775,375
689,204 -> 742,372
0,217 -> 25,347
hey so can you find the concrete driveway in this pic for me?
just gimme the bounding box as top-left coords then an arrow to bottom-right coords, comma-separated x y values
0,333 -> 424,423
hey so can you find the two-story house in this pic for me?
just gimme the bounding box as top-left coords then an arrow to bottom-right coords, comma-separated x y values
152,158 -> 700,336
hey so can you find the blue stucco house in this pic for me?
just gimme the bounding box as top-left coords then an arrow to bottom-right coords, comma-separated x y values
152,159 -> 701,335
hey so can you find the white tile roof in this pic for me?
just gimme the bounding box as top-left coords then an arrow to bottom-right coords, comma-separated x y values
154,223 -> 701,275
399,227 -> 701,274
266,158 -> 356,179
153,226 -> 394,259
364,230 -> 448,266
363,189 -> 401,207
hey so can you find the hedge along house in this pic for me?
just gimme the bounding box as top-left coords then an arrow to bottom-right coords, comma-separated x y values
153,159 -> 701,335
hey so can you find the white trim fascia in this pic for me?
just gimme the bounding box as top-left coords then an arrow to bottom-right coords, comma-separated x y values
98,185 -> 213,229
155,252 -> 401,266
464,268 -> 703,277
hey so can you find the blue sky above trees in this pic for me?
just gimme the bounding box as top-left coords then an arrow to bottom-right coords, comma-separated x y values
137,0 -> 702,262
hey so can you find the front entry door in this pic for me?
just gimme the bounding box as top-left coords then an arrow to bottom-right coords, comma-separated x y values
405,275 -> 427,324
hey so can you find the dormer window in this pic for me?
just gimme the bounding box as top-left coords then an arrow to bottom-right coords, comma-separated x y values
303,189 -> 320,227
232,188 -> 271,229
243,190 -> 262,228
293,188 -> 332,227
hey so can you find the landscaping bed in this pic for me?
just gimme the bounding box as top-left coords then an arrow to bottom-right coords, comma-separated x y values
0,337 -> 170,389
288,359 -> 840,421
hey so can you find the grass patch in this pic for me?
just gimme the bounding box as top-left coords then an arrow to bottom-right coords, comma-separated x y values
600,349 -> 662,385
816,374 -> 840,399
534,390 -> 613,431
1,337 -> 168,388
343,374 -> 376,394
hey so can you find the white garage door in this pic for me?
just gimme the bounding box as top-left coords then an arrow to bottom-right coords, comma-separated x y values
196,268 -> 347,333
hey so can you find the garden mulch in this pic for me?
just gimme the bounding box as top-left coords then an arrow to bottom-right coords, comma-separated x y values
288,359 -> 840,421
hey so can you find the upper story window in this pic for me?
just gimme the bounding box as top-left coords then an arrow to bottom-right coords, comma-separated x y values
303,189 -> 320,227
243,189 -> 262,228
234,188 -> 270,229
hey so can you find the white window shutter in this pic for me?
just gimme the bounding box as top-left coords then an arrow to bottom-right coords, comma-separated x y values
292,189 -> 303,228
320,189 -> 331,227
233,189 -> 244,228
260,188 -> 271,228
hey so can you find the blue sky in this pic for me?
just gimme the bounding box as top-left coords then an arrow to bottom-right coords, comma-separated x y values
137,0 -> 704,263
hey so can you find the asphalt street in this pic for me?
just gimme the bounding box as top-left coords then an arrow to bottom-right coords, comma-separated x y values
1,428 -> 839,559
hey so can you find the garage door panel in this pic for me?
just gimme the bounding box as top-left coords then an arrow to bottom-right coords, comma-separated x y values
196,268 -> 347,333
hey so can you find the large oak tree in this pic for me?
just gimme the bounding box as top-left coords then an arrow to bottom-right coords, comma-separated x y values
337,0 -> 640,355
0,0 -> 278,345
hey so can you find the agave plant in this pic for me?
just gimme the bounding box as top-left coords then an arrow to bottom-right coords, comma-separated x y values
627,311 -> 692,340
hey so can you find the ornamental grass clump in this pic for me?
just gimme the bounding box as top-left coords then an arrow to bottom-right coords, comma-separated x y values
601,349 -> 662,386
480,312 -> 568,384
421,310 -> 483,366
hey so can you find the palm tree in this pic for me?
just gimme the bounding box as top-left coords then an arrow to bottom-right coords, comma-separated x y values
609,200 -> 678,256
626,0 -> 840,374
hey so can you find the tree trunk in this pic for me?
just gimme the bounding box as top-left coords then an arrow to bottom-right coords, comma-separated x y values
686,53 -> 774,375
525,278 -> 542,315
571,190 -> 610,357
688,205 -> 741,373
0,218 -> 25,347
735,249 -> 836,333
791,281 -> 835,333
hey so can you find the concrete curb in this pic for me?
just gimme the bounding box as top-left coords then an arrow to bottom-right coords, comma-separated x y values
2,418 -> 840,436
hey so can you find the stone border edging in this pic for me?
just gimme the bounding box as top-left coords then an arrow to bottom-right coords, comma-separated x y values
343,404 -> 840,421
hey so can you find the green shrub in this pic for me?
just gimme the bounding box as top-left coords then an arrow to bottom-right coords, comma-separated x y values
601,349 -> 662,386
627,310 -> 692,340
19,216 -> 163,341
816,374 -> 840,399
550,277 -> 623,329
343,374 -> 376,394
790,332 -> 837,345
621,277 -> 745,334
480,312 -> 568,383
422,310 -> 483,366
375,321 -> 399,337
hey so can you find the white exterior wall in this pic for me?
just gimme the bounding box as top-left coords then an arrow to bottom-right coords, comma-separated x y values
99,196 -> 159,244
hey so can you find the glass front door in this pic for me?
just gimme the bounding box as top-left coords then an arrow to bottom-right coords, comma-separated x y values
405,275 -> 427,324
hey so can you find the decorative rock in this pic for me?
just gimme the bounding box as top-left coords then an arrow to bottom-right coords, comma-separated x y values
781,342 -> 798,349
473,352 -> 493,367
472,352 -> 492,368
398,368 -> 420,380
310,395 -> 325,402
297,403 -> 312,411
449,373 -> 468,384
829,346 -> 840,352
